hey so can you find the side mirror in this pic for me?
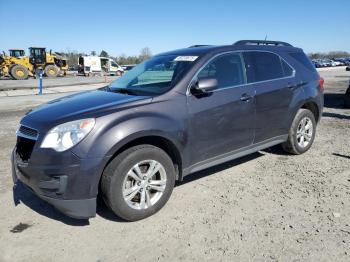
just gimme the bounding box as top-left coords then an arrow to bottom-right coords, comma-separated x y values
191,78 -> 218,94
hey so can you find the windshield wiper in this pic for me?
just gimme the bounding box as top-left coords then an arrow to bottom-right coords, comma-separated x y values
108,87 -> 138,96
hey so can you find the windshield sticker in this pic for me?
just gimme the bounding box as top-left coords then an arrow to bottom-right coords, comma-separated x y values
174,56 -> 198,62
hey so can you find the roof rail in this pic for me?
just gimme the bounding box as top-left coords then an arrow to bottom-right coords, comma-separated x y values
188,45 -> 211,48
233,40 -> 293,47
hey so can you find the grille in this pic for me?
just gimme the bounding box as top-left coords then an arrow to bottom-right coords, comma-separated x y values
18,125 -> 38,139
16,136 -> 36,161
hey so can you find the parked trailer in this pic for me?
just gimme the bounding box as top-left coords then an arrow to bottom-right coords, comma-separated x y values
78,56 -> 124,76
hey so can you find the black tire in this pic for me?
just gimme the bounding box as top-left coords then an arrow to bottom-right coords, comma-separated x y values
44,65 -> 59,77
344,86 -> 350,108
101,145 -> 176,221
282,109 -> 317,155
10,64 -> 29,80
116,70 -> 123,76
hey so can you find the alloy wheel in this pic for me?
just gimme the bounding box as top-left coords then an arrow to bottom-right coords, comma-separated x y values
122,160 -> 167,210
296,116 -> 313,148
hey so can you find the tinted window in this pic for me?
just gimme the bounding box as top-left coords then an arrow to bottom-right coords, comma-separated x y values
281,59 -> 294,76
243,51 -> 286,83
289,52 -> 316,72
198,53 -> 245,89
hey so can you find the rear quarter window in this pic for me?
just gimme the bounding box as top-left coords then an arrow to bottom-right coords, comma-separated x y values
281,59 -> 294,77
289,52 -> 316,72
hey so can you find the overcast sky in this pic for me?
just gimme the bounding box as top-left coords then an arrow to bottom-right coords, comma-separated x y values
0,0 -> 349,56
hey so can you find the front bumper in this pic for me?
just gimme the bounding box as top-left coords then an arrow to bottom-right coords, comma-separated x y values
11,149 -> 106,219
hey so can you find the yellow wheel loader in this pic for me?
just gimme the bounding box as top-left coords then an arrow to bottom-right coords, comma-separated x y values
0,50 -> 33,80
0,47 -> 68,80
29,47 -> 68,78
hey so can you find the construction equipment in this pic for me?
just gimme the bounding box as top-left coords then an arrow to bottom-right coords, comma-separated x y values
29,47 -> 68,77
0,47 -> 68,80
0,50 -> 32,80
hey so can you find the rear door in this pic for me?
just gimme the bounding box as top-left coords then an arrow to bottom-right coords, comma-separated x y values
243,51 -> 296,143
187,52 -> 255,164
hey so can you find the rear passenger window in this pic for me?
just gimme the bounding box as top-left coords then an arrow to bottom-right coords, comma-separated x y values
243,51 -> 292,83
289,52 -> 316,72
197,53 -> 245,89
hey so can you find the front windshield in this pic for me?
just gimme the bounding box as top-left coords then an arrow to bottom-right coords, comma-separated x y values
108,54 -> 198,96
111,61 -> 119,67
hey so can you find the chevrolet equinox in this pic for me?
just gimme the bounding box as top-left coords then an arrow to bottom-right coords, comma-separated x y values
12,40 -> 324,221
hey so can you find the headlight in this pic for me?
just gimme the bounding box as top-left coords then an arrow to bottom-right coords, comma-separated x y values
41,118 -> 95,152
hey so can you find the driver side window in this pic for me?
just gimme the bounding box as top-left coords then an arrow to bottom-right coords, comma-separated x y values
198,53 -> 246,89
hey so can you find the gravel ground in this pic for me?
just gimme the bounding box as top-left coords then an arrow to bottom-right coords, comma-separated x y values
0,67 -> 349,262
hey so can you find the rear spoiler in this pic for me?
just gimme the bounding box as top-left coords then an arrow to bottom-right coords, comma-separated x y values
233,40 -> 293,47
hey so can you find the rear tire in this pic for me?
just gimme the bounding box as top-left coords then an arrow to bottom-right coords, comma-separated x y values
10,64 -> 29,80
44,65 -> 59,77
344,87 -> 350,108
282,109 -> 316,155
101,145 -> 176,221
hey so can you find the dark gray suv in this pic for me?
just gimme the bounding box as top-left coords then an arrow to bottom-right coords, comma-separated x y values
12,40 -> 324,221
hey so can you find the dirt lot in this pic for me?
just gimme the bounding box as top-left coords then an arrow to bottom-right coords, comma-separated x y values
0,67 -> 349,262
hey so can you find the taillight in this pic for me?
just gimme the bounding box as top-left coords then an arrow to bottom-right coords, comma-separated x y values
319,77 -> 324,92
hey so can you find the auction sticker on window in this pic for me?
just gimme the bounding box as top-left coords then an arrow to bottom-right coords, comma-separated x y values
174,56 -> 198,61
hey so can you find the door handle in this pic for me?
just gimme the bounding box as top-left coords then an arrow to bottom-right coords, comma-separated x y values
287,84 -> 297,89
288,81 -> 307,90
240,93 -> 253,102
298,81 -> 307,87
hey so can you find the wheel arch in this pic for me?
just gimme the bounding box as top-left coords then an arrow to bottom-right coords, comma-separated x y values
300,100 -> 320,122
103,134 -> 183,182
286,99 -> 321,135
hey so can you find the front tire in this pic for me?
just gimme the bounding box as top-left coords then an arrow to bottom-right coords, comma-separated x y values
44,65 -> 59,77
282,109 -> 316,154
10,64 -> 29,80
101,145 -> 176,221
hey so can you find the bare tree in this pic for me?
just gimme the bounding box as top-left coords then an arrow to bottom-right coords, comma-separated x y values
90,51 -> 97,56
139,47 -> 152,61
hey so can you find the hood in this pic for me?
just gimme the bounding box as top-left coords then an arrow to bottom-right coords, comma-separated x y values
21,89 -> 151,130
